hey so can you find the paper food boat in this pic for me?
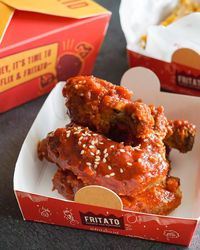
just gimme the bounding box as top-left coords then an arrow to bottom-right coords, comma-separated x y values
14,67 -> 200,246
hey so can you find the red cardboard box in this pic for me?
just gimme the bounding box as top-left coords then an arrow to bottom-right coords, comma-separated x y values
127,48 -> 200,97
14,68 -> 200,246
0,0 -> 111,113
119,0 -> 200,97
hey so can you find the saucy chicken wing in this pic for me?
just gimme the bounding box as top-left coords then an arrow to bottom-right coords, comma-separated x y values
38,124 -> 181,215
63,76 -> 195,152
37,75 -> 195,215
63,75 -> 155,144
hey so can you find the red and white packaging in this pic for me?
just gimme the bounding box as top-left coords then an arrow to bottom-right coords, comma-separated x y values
0,0 -> 111,113
14,67 -> 200,246
119,0 -> 200,97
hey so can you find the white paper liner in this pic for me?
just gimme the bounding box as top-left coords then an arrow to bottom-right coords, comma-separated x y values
119,0 -> 200,62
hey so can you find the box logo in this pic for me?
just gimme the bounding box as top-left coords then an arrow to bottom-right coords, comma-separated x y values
80,212 -> 125,230
56,41 -> 93,81
176,71 -> 200,90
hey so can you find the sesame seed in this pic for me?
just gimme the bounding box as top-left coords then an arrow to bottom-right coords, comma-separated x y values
74,131 -> 80,134
94,161 -> 100,165
120,149 -> 125,153
127,162 -> 132,166
108,166 -> 112,170
102,158 -> 106,163
120,168 -> 123,173
90,152 -> 95,156
99,142 -> 104,145
89,145 -> 94,149
96,150 -> 100,155
88,166 -> 93,172
80,150 -> 84,155
86,162 -> 91,166
103,149 -> 107,154
83,80 -> 86,83
78,141 -> 82,145
82,144 -> 86,148
110,172 -> 115,177
105,175 -> 110,178
133,144 -> 142,151
91,140 -> 95,145
104,153 -> 108,158
95,156 -> 100,160
110,145 -> 114,148
138,159 -> 142,163
94,165 -> 98,169
66,133 -> 70,138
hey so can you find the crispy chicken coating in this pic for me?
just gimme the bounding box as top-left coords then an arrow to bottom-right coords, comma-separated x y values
149,105 -> 195,153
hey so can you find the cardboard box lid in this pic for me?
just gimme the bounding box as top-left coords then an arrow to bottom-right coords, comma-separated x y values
0,0 -> 109,44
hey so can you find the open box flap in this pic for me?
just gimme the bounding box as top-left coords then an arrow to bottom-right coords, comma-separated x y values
0,2 -> 14,44
14,67 -> 200,220
0,0 -> 109,44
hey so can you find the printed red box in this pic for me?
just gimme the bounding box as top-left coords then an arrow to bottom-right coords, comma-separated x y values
127,48 -> 200,97
119,0 -> 200,97
0,0 -> 111,113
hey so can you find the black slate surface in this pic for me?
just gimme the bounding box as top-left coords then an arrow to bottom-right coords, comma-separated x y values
0,1 -> 200,249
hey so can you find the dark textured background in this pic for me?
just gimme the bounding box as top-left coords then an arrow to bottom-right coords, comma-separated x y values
0,1 -> 199,249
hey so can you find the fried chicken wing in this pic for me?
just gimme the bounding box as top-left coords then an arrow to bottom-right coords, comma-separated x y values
37,75 -> 196,215
149,105 -> 196,153
38,124 -> 181,215
164,120 -> 196,153
120,179 -> 181,215
63,75 -> 155,144
52,168 -> 181,215
63,76 -> 195,152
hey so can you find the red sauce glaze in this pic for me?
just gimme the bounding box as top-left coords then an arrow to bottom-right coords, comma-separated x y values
37,75 -> 196,215
63,75 -> 195,152
63,75 -> 155,142
38,124 -> 169,197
